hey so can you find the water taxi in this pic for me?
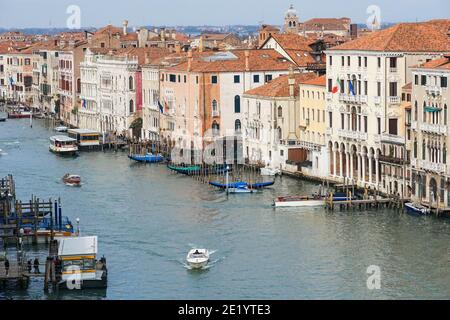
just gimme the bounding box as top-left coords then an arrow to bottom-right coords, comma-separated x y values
56,236 -> 108,289
186,249 -> 209,269
49,136 -> 78,155
62,174 -> 81,187
67,129 -> 100,149
404,202 -> 431,216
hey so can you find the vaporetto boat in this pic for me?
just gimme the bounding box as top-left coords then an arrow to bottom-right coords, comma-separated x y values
49,136 -> 78,156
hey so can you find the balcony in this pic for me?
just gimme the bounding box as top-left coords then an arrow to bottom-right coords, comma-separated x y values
212,110 -> 220,118
388,96 -> 400,105
425,85 -> 442,96
326,92 -> 333,101
378,154 -> 408,166
337,129 -> 367,140
389,67 -> 398,73
381,133 -> 405,145
413,160 -> 446,173
419,122 -> 447,135
338,93 -> 368,104
374,96 -> 381,105
326,128 -> 333,136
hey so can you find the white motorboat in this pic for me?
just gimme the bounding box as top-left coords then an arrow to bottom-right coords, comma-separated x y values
404,202 -> 431,216
186,249 -> 210,269
274,194 -> 352,208
261,167 -> 281,176
55,126 -> 68,133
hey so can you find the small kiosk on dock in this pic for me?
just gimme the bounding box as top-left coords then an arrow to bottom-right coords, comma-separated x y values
67,129 -> 100,150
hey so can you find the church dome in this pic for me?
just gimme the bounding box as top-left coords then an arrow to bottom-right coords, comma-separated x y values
285,4 -> 298,18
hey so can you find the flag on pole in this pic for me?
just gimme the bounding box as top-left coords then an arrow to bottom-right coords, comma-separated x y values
349,81 -> 356,96
158,100 -> 164,113
332,77 -> 340,94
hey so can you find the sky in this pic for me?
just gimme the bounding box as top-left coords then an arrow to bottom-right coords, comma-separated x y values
0,0 -> 449,29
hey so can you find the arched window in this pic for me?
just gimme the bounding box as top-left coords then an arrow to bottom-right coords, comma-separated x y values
277,106 -> 282,118
414,101 -> 418,121
234,95 -> 240,113
445,104 -> 448,125
212,120 -> 219,135
129,76 -> 134,90
129,99 -> 134,113
76,78 -> 81,94
212,99 -> 218,116
235,119 -> 241,132
277,127 -> 282,141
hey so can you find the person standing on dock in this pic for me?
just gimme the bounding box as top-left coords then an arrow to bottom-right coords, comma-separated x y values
27,260 -> 32,273
33,258 -> 40,274
4,258 -> 9,276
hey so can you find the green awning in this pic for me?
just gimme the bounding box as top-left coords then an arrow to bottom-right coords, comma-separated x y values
425,106 -> 441,112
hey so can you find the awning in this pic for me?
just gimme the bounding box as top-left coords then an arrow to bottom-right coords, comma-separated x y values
425,106 -> 441,112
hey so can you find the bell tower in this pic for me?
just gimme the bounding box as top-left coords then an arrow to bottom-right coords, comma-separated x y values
284,4 -> 299,34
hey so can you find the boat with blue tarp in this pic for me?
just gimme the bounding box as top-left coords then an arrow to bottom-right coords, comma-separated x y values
128,153 -> 164,163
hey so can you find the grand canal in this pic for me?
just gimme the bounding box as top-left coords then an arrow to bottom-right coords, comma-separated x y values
1,119 -> 450,299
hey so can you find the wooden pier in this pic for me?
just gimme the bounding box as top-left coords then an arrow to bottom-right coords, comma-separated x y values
325,192 -> 406,211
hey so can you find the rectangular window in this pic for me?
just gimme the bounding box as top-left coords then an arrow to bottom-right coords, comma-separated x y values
377,117 -> 381,135
389,57 -> 397,68
253,74 -> 260,83
341,113 -> 345,129
347,56 -> 350,66
364,81 -> 368,95
265,74 -> 273,82
211,75 -> 218,84
389,82 -> 397,96
377,57 -> 381,68
328,78 -> 332,92
441,77 -> 448,88
358,56 -> 361,67
364,116 -> 368,133
377,82 -> 381,97
178,75 -> 181,82
340,79 -> 344,93
421,75 -> 427,86
169,74 -> 176,82
414,75 -> 419,85
234,75 -> 240,83
364,57 -> 368,67
184,75 -> 187,83
389,118 -> 398,135
196,76 -> 199,84
329,56 -> 332,66
341,56 -> 344,66
329,112 -> 333,128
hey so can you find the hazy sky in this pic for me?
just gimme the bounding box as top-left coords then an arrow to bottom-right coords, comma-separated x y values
0,0 -> 449,29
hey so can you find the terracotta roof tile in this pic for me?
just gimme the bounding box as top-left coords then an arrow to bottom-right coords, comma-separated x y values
415,56 -> 450,70
271,33 -> 312,51
330,21 -> 450,52
300,74 -> 326,86
244,72 -> 317,98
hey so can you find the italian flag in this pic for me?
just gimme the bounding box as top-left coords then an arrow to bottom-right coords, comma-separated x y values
332,77 -> 340,94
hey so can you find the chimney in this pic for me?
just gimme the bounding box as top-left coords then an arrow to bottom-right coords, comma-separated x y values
175,43 -> 181,54
245,50 -> 250,71
288,66 -> 295,98
123,20 -> 128,36
187,50 -> 193,72
199,36 -> 204,53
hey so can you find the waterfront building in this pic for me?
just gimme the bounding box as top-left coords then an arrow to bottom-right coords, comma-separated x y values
242,70 -> 317,169
325,21 -> 450,193
158,49 -> 296,163
58,40 -> 89,126
31,43 -> 61,113
297,75 -> 328,178
79,47 -> 170,136
141,63 -> 162,141
1,46 -> 34,103
410,55 -> 450,209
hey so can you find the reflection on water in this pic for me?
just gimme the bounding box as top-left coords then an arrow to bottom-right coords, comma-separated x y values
1,119 -> 450,299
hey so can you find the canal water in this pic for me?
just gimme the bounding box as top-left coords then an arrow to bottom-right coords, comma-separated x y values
1,119 -> 450,300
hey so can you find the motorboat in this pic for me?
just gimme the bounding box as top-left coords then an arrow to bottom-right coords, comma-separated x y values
261,167 -> 281,176
7,107 -> 32,119
49,136 -> 78,155
56,236 -> 108,289
54,126 -> 68,133
62,174 -> 81,186
128,153 -> 164,163
404,202 -> 431,216
186,249 -> 210,269
0,112 -> 6,122
274,193 -> 351,208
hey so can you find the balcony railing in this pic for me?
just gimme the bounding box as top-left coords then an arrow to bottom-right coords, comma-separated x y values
374,96 -> 381,105
381,133 -> 405,145
419,122 -> 447,135
413,160 -> 447,173
326,128 -> 333,136
378,154 -> 408,166
212,110 -> 220,118
425,85 -> 442,96
337,129 -> 367,140
326,92 -> 333,101
388,96 -> 400,104
338,93 -> 368,104
389,67 -> 398,73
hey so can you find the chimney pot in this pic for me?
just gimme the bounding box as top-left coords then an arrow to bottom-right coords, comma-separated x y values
245,50 -> 250,71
